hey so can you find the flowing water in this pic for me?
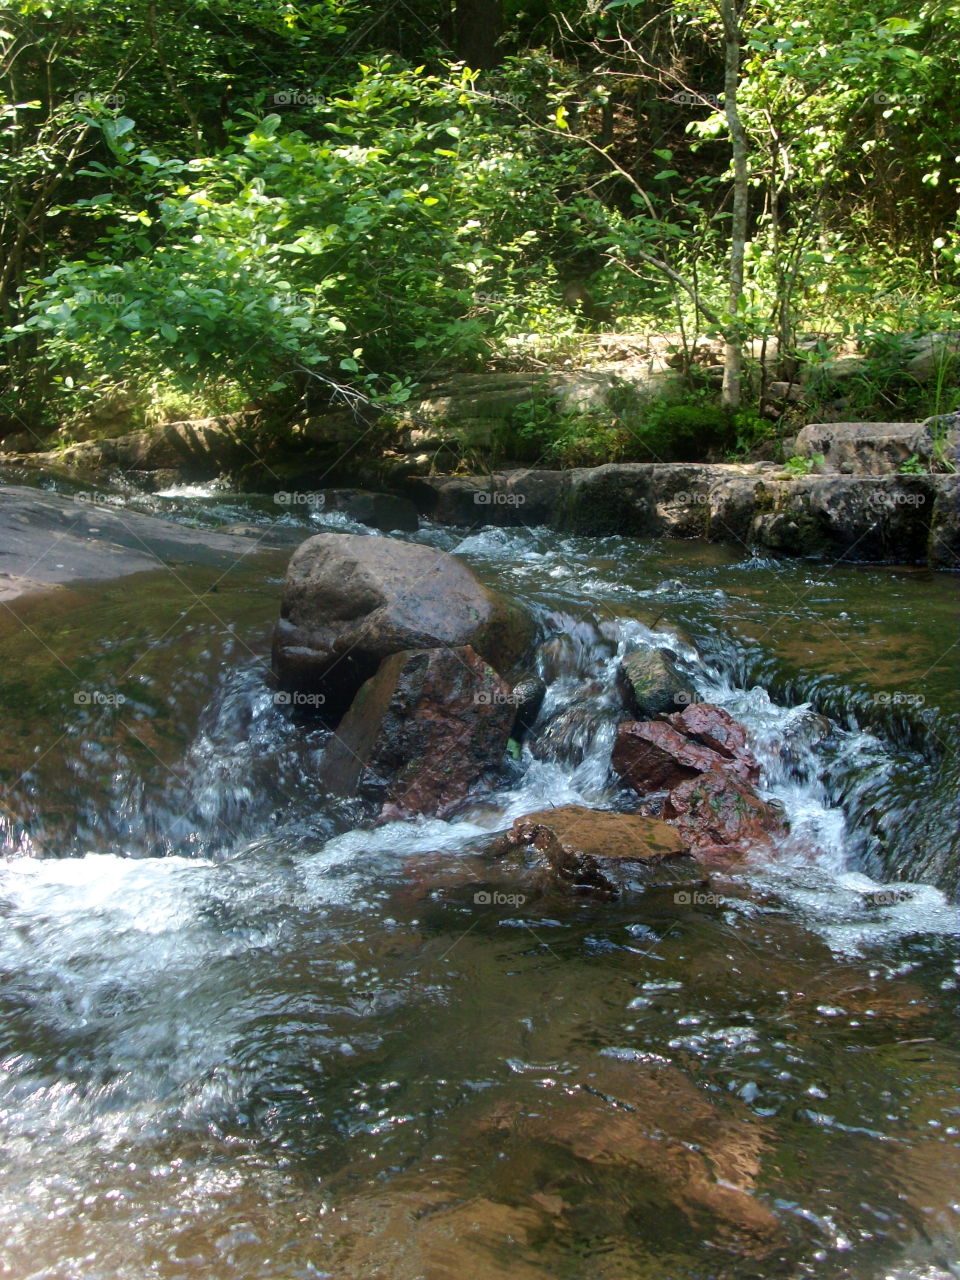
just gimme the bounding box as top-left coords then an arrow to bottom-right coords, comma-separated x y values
0,480 -> 958,1279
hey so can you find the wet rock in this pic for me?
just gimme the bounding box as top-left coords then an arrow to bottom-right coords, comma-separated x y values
617,647 -> 690,718
328,1188 -> 552,1280
409,463 -> 952,568
272,532 -> 536,713
763,707 -> 833,773
527,690 -> 612,766
665,702 -> 751,758
535,619 -> 616,681
494,804 -> 687,896
0,484 -> 278,602
322,488 -> 419,532
509,675 -> 546,739
612,718 -> 760,795
320,645 -> 515,819
662,771 -> 785,860
483,1057 -> 780,1252
565,463 -> 660,536
751,475 -> 934,563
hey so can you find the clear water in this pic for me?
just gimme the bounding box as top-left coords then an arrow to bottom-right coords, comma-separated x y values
0,483 -> 958,1279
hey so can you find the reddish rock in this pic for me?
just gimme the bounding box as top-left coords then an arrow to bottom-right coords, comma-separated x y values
320,645 -> 514,818
662,771 -> 786,859
665,702 -> 751,759
481,1057 -> 780,1252
495,804 -> 688,896
612,719 -> 759,796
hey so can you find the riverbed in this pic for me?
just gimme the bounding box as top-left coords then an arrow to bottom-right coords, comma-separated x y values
0,481 -> 958,1279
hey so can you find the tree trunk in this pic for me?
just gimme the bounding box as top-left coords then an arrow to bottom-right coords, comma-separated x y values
720,0 -> 748,408
453,0 -> 503,69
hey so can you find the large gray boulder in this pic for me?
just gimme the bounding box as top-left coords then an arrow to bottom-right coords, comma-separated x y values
272,532 -> 536,714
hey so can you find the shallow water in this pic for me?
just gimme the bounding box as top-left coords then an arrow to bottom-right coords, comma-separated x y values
0,484 -> 958,1279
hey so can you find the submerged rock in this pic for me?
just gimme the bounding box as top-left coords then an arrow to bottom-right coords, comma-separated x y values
319,645 -> 515,819
494,803 -> 688,896
272,532 -> 535,714
526,689 -> 612,766
481,1057 -> 780,1253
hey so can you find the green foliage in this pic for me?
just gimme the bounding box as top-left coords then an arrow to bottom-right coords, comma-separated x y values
784,453 -> 824,477
1,0 -> 958,445
511,392 -> 622,467
510,384 -> 774,467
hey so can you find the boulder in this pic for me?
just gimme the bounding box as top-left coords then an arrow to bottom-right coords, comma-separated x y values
320,646 -> 515,818
565,463 -> 660,536
902,330 -> 960,381
272,532 -> 535,713
662,771 -> 786,860
612,719 -> 760,795
494,804 -> 688,896
751,475 -> 934,562
617,647 -> 690,718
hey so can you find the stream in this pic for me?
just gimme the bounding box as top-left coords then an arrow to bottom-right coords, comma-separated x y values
0,480 -> 958,1279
